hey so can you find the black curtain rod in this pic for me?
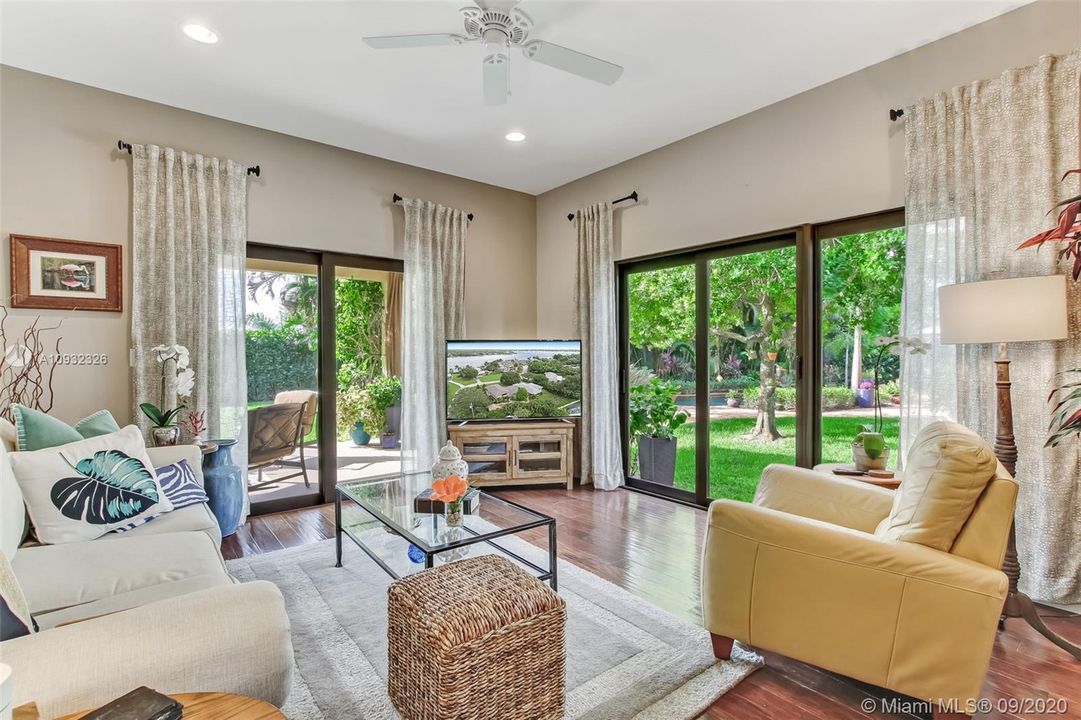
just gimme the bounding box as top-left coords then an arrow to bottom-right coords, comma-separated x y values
567,190 -> 639,222
117,140 -> 261,177
889,108 -> 905,122
392,193 -> 474,222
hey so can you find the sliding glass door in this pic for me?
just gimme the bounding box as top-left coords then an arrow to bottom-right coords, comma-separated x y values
620,234 -> 799,504
245,246 -> 403,515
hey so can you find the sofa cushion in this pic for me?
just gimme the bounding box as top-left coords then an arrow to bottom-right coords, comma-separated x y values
100,502 -> 221,547
9,426 -> 173,544
12,531 -> 228,615
875,421 -> 998,552
11,405 -> 121,452
33,572 -> 234,630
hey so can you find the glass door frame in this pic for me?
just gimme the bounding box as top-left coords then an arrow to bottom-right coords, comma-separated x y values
246,243 -> 404,515
617,210 -> 904,508
617,229 -> 805,506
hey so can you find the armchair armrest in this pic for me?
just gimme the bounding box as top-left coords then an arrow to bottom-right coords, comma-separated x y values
3,581 -> 293,718
754,464 -> 894,532
147,444 -> 204,486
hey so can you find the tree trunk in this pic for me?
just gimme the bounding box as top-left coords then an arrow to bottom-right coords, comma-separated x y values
850,324 -> 863,392
747,297 -> 781,442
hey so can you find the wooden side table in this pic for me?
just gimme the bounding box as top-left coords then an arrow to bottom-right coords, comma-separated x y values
812,462 -> 902,490
58,692 -> 284,720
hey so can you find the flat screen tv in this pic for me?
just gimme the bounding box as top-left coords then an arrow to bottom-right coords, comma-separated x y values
446,340 -> 582,422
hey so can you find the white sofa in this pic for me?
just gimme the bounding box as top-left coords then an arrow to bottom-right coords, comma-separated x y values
0,440 -> 294,719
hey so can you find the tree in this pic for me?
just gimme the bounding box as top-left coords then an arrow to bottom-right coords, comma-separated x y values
458,365 -> 478,380
246,272 -> 319,343
709,248 -> 798,441
334,278 -> 385,389
821,229 -> 906,389
515,387 -> 528,401
500,371 -> 520,386
448,386 -> 492,419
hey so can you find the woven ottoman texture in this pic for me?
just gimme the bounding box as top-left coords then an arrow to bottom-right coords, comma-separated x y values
387,554 -> 566,720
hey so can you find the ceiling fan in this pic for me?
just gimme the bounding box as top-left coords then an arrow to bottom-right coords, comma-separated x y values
362,0 -> 623,105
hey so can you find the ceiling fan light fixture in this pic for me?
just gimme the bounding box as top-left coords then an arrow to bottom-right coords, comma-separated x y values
182,23 -> 219,44
505,131 -> 526,143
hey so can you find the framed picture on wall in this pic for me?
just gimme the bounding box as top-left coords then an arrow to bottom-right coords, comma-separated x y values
9,234 -> 123,312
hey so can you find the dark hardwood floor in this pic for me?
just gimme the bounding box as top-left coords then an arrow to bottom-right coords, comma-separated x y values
222,486 -> 1081,720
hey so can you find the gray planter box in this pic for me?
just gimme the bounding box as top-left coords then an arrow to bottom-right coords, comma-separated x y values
638,435 -> 677,486
385,405 -> 402,436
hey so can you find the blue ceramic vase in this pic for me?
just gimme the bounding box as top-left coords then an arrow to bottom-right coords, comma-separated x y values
202,438 -> 244,537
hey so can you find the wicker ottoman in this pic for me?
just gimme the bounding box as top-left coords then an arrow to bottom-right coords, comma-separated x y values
387,554 -> 566,720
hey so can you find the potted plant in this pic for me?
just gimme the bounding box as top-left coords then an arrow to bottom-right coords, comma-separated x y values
1046,368 -> 1081,448
139,344 -> 194,446
363,375 -> 402,449
337,384 -> 371,446
855,379 -> 875,408
853,424 -> 889,471
851,336 -> 929,469
629,378 -> 688,485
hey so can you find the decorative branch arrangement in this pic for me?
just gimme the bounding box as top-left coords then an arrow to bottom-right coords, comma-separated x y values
1018,168 -> 1079,446
1046,369 -> 1081,448
0,306 -> 63,422
1017,168 -> 1081,280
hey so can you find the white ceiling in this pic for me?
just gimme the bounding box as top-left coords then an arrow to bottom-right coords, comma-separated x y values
1,1 -> 1025,194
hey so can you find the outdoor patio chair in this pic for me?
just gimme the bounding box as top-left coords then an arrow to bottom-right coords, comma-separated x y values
248,401 -> 309,490
274,389 -> 318,470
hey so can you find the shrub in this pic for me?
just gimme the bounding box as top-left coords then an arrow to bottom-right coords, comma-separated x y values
880,380 -> 900,401
515,387 -> 528,401
822,386 -> 855,410
743,386 -> 796,410
245,326 -> 317,402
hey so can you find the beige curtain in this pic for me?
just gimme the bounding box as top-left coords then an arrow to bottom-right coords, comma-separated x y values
401,198 -> 467,472
131,144 -> 248,460
575,203 -> 624,490
384,271 -> 403,378
900,50 -> 1081,603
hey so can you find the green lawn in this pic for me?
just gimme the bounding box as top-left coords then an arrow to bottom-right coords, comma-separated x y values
648,416 -> 900,502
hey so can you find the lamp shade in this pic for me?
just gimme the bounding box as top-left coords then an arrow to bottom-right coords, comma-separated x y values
938,275 -> 1069,345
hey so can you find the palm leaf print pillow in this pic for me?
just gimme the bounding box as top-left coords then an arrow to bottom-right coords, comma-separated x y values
10,425 -> 173,544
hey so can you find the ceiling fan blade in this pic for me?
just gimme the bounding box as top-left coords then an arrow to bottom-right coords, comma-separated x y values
523,41 -> 623,85
363,34 -> 462,49
483,54 -> 509,105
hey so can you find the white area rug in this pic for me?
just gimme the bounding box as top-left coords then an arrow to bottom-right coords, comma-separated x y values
228,535 -> 760,719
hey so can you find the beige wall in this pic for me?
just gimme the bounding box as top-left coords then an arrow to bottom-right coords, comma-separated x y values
534,0 -> 1081,337
0,66 -> 536,424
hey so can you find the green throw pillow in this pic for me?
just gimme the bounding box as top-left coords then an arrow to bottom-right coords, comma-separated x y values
11,405 -> 122,451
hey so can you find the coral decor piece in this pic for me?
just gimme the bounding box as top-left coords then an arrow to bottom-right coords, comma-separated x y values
1017,169 -> 1081,280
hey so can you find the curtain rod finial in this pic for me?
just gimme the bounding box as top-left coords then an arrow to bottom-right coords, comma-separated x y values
118,140 -> 132,154
889,108 -> 904,122
392,193 -> 403,204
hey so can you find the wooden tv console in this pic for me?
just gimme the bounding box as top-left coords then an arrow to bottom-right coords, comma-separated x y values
447,420 -> 574,490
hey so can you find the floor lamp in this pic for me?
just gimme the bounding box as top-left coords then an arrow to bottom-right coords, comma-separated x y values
939,274 -> 1079,660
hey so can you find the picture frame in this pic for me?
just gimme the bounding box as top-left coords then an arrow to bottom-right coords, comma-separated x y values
9,234 -> 123,312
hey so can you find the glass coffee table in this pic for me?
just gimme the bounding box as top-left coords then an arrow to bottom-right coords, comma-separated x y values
335,472 -> 558,589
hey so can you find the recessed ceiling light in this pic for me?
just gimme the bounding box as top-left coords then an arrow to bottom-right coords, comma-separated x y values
182,24 -> 219,44
505,131 -> 526,143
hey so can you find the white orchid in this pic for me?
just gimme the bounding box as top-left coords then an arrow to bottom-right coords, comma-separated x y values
176,367 -> 195,398
140,343 -> 196,430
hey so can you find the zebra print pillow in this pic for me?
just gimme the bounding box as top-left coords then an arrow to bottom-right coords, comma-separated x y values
111,459 -> 209,533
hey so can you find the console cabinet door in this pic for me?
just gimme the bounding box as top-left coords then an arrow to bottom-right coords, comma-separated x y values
511,433 -> 567,479
456,435 -> 510,479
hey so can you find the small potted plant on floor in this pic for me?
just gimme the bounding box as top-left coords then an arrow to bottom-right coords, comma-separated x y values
338,384 -> 371,446
630,378 -> 688,486
363,375 -> 402,449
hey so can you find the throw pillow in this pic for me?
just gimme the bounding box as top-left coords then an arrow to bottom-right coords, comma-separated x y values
11,405 -> 122,452
875,420 -> 998,552
110,460 -> 208,534
9,425 -> 174,544
0,552 -> 35,641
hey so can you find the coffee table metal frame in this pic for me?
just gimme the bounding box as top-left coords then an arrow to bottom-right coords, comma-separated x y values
335,483 -> 558,590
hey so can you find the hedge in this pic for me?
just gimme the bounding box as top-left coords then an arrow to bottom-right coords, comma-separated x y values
246,326 -> 318,402
743,385 -> 855,411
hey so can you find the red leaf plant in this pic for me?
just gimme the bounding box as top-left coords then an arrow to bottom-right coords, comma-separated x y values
1017,169 -> 1081,281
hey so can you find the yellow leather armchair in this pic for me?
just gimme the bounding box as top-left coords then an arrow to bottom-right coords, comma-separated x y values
702,423 -> 1017,718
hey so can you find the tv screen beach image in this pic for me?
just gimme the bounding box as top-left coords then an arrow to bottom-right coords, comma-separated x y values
446,340 -> 581,421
